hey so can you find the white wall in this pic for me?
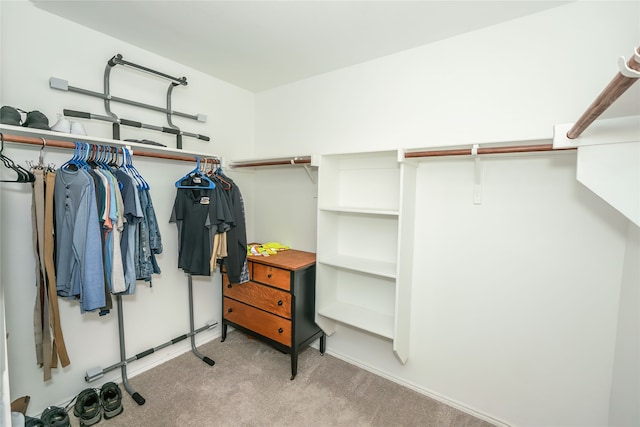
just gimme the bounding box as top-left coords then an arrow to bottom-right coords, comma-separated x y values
0,1 -> 254,416
0,3 -> 11,425
253,1 -> 639,426
609,223 -> 640,426
255,1 -> 640,156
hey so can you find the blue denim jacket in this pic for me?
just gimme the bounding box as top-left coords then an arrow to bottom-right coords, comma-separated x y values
137,189 -> 162,282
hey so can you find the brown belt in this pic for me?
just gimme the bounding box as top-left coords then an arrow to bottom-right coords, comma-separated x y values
44,170 -> 70,368
32,169 -> 52,380
31,169 -> 70,382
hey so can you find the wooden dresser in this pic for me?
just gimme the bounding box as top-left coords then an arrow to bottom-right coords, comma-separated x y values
221,248 -> 325,379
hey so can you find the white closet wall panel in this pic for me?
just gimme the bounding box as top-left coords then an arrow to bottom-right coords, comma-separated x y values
412,153 -> 628,426
608,223 -> 640,426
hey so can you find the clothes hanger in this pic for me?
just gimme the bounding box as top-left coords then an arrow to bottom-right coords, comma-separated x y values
60,142 -> 84,170
97,145 -> 111,169
107,146 -> 119,167
85,144 -> 97,168
38,137 -> 47,169
0,133 -> 35,183
175,157 -> 215,189
78,142 -> 90,169
211,171 -> 231,191
0,154 -> 30,182
27,137 -> 47,171
121,147 -> 149,190
210,158 -> 232,190
203,158 -> 215,176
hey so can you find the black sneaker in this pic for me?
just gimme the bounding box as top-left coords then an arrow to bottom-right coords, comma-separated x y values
100,381 -> 123,419
73,388 -> 101,426
40,406 -> 70,427
24,415 -> 45,427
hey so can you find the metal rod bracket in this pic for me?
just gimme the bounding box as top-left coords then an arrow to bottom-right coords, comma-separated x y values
619,55 -> 640,78
49,77 -> 68,91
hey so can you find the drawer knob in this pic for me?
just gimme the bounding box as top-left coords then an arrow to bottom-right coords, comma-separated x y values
278,328 -> 283,334
227,308 -> 233,313
267,273 -> 272,279
277,300 -> 283,306
227,284 -> 232,288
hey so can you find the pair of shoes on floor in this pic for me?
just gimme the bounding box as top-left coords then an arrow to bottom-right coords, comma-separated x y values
50,115 -> 87,135
73,382 -> 123,426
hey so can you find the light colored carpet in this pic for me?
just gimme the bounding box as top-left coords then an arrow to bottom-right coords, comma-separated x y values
67,330 -> 495,426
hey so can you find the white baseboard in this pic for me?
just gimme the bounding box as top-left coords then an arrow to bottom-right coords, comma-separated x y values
324,348 -> 512,427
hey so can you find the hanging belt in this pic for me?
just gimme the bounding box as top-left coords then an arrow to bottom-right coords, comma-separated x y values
45,170 -> 70,368
32,168 -> 52,380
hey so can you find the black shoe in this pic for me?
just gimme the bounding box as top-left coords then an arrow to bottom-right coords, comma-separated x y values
24,415 -> 45,427
100,381 -> 123,419
0,106 -> 22,126
73,388 -> 101,426
40,406 -> 69,427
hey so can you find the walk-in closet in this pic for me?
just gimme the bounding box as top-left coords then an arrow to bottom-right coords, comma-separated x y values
2,1 -> 638,426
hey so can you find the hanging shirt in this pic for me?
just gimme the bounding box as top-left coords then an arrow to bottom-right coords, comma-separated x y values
219,175 -> 248,284
111,178 -> 127,293
115,169 -> 143,293
54,168 -> 106,312
170,175 -> 225,276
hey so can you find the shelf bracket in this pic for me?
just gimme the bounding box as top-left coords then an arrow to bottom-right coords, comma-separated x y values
472,144 -> 483,205
302,163 -> 316,184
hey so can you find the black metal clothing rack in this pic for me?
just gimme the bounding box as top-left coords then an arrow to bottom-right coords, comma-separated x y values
55,55 -> 218,405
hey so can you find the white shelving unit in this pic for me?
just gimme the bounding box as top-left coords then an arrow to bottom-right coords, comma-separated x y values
315,150 -> 416,363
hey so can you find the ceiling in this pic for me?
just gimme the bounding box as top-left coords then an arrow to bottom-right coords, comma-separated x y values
33,1 -> 571,92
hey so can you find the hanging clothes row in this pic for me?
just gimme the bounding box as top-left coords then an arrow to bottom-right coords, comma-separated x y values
4,133 -> 70,382
53,143 -> 163,316
170,157 -> 248,283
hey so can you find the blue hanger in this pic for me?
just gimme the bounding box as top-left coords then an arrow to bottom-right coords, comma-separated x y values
120,147 -> 150,190
175,157 -> 215,189
60,142 -> 85,170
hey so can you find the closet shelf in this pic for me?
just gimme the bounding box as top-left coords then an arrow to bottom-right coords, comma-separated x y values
319,206 -> 399,216
317,302 -> 394,339
315,149 -> 411,363
0,124 -> 217,162
318,256 -> 397,278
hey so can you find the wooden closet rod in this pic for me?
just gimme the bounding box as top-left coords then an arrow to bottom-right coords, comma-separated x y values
405,143 -> 576,158
230,156 -> 312,168
567,47 -> 640,139
1,133 -> 198,163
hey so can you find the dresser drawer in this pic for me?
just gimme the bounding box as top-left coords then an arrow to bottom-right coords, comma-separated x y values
252,263 -> 290,291
223,276 -> 291,319
223,298 -> 291,346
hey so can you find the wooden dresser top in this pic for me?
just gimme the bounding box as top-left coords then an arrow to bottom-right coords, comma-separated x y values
248,248 -> 316,271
